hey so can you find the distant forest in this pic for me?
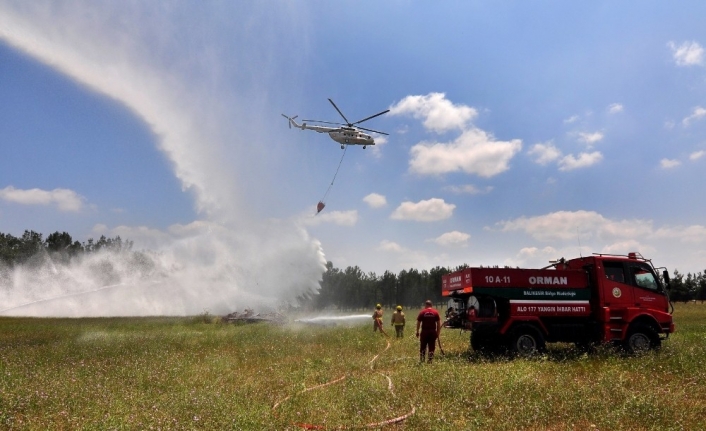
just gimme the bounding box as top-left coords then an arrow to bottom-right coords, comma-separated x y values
0,230 -> 132,265
2,230 -> 705,309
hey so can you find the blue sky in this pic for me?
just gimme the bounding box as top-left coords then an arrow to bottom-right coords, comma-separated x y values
2,1 -> 706,282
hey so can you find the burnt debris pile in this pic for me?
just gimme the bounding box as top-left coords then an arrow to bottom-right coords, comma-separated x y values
222,309 -> 286,325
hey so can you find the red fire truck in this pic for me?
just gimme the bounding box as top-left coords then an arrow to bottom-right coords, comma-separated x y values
441,253 -> 674,355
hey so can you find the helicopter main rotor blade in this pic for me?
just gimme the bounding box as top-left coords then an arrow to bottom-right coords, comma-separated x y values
353,109 -> 390,125
358,126 -> 389,136
302,119 -> 346,126
328,98 -> 351,125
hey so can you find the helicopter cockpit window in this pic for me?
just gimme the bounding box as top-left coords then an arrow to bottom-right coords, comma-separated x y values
630,265 -> 659,291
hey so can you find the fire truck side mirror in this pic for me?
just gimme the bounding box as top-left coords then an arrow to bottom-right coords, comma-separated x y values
662,270 -> 671,290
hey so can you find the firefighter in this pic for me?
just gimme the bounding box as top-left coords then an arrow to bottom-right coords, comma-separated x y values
416,300 -> 441,363
372,304 -> 387,335
391,305 -> 406,338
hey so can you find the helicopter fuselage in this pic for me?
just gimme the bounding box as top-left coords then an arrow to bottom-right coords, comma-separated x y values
328,127 -> 374,147
284,117 -> 377,148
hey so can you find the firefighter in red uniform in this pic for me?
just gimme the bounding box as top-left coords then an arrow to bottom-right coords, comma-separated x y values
416,300 -> 441,363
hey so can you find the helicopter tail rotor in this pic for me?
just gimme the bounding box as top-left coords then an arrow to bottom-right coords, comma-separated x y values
281,114 -> 298,129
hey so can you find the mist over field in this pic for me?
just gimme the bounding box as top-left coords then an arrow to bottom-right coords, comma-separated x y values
0,222 -> 325,317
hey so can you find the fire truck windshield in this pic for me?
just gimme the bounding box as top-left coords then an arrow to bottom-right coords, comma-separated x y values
632,267 -> 659,291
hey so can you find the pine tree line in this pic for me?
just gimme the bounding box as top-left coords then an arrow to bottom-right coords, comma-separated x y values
309,261 -> 461,311
2,230 -> 705,306
0,230 -> 132,267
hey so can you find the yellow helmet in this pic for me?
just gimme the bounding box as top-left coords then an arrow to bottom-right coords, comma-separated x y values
376,304 -> 381,309
396,305 -> 402,311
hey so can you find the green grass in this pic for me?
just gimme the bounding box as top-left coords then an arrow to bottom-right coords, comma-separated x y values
1,304 -> 705,430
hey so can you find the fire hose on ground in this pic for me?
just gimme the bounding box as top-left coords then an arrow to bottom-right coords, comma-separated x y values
272,338 -> 418,429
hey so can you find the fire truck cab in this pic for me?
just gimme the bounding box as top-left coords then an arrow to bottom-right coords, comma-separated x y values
441,253 -> 674,355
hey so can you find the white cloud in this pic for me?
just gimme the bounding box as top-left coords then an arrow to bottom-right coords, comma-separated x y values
517,246 -> 558,259
375,240 -> 438,271
372,134 -> 387,146
91,223 -> 108,234
577,131 -> 604,145
390,198 -> 455,222
607,103 -> 624,114
501,246 -> 561,269
389,93 -> 522,178
564,115 -> 579,124
494,210 -> 654,242
527,141 -> 603,172
668,41 -> 705,66
0,186 -> 85,212
660,158 -> 681,169
690,150 -> 705,161
431,231 -> 470,247
409,128 -> 522,177
443,184 -> 493,194
363,193 -> 387,208
682,106 -> 706,126
558,151 -> 603,171
600,240 -> 654,256
654,225 -> 706,243
388,92 -> 477,133
528,141 -> 562,165
378,240 -> 404,253
505,246 -> 559,268
369,134 -> 387,158
301,210 -> 358,226
496,218 -> 706,275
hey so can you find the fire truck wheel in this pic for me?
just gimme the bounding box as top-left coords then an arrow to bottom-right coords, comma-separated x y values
624,324 -> 661,354
509,324 -> 546,357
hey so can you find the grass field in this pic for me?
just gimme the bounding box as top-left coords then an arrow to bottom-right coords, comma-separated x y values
1,304 -> 705,430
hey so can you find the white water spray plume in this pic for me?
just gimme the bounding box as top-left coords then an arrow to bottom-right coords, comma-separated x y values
0,2 -> 326,316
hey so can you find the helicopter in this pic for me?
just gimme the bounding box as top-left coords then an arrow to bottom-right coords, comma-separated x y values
282,99 -> 389,149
